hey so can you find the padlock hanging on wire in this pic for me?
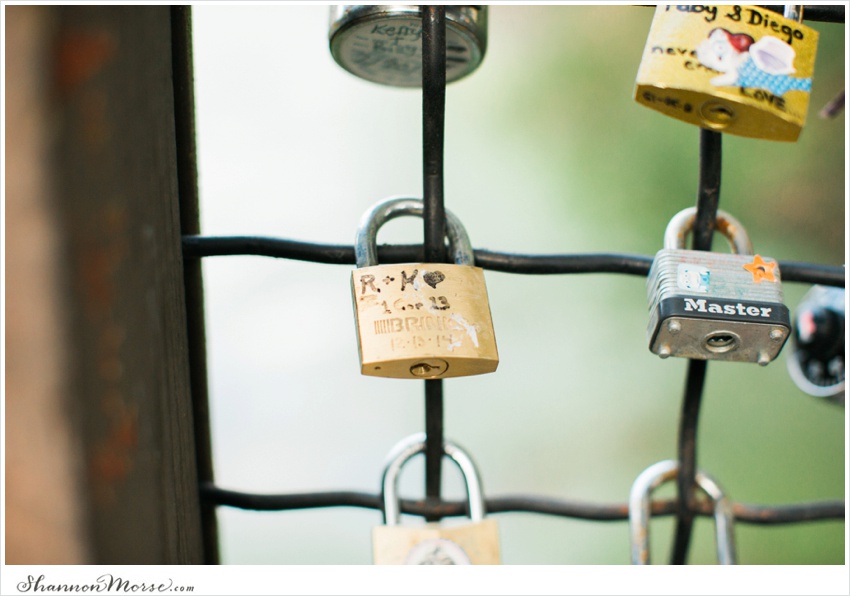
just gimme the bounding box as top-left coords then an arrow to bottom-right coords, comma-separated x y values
350,197 -> 498,379
634,5 -> 818,141
646,207 -> 790,365
787,285 -> 846,404
372,432 -> 500,565
328,5 -> 488,87
629,459 -> 737,565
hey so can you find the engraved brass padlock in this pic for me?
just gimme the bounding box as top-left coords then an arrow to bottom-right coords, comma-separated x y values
647,207 -> 790,365
372,432 -> 500,565
629,459 -> 737,565
328,5 -> 487,87
635,5 -> 818,141
351,197 -> 498,379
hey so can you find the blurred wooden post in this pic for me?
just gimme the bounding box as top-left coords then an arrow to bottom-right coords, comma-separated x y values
5,5 -> 91,565
5,5 -> 207,563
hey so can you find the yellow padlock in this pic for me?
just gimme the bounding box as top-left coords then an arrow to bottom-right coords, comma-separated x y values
635,5 -> 818,141
372,433 -> 500,565
351,197 -> 498,379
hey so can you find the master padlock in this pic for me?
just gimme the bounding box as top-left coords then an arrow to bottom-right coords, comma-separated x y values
329,5 -> 487,87
635,5 -> 818,141
647,207 -> 791,364
351,197 -> 498,379
629,459 -> 737,564
372,433 -> 500,565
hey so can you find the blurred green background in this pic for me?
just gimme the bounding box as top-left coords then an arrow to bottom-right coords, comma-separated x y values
191,5 -> 845,565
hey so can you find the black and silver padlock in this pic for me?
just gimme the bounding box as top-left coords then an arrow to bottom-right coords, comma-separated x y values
351,197 -> 498,379
372,432 -> 500,565
629,459 -> 737,565
635,5 -> 818,141
787,285 -> 845,404
647,207 -> 791,365
328,5 -> 487,87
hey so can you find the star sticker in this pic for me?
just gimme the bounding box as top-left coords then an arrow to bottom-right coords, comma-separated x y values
743,255 -> 777,284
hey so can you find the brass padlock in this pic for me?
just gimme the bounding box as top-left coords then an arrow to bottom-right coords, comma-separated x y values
372,432 -> 500,565
635,5 -> 818,141
629,459 -> 737,565
646,207 -> 790,365
351,197 -> 498,379
328,5 -> 488,87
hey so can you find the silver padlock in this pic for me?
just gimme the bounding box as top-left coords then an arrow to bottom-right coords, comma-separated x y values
372,432 -> 500,564
629,459 -> 737,565
647,207 -> 790,365
787,285 -> 845,404
328,5 -> 488,87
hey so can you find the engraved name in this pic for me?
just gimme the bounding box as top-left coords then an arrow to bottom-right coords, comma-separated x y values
374,315 -> 453,335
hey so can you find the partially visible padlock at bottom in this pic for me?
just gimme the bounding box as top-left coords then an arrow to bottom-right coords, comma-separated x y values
372,432 -> 500,565
634,5 -> 818,141
629,459 -> 737,565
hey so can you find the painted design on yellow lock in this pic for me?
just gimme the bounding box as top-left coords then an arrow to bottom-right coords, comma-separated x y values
696,28 -> 812,95
635,5 -> 818,142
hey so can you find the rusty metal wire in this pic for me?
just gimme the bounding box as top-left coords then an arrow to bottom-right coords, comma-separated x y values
200,483 -> 845,526
181,237 -> 844,288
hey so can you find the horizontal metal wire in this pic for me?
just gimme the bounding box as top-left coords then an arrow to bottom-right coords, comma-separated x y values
199,483 -> 844,526
182,236 -> 844,287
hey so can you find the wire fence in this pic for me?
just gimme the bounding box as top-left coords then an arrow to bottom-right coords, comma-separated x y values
185,5 -> 845,565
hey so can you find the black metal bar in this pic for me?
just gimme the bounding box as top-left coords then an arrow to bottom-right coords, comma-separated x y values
421,5 -> 448,522
690,131 -> 722,253
180,236 -> 845,287
671,129 -> 723,565
670,359 -> 707,564
422,5 -> 447,265
424,378 -> 444,521
170,6 -> 219,565
199,483 -> 845,526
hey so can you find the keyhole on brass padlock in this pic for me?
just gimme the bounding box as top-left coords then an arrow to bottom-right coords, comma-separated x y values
700,101 -> 737,128
409,359 -> 450,378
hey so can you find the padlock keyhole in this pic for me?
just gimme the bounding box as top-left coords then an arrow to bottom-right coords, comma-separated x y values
704,332 -> 739,353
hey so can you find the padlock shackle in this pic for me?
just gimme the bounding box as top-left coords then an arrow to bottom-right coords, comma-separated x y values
355,197 -> 475,268
628,459 -> 737,565
784,5 -> 804,22
380,432 -> 486,526
663,207 -> 754,255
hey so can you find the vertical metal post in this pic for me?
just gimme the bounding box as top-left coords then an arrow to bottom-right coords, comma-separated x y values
170,6 -> 220,564
670,129 -> 722,564
421,5 -> 447,521
48,5 -> 204,563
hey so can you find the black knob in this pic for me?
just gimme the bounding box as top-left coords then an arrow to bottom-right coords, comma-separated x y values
794,304 -> 844,361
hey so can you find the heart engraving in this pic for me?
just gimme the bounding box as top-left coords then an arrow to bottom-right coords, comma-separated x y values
423,270 -> 445,289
